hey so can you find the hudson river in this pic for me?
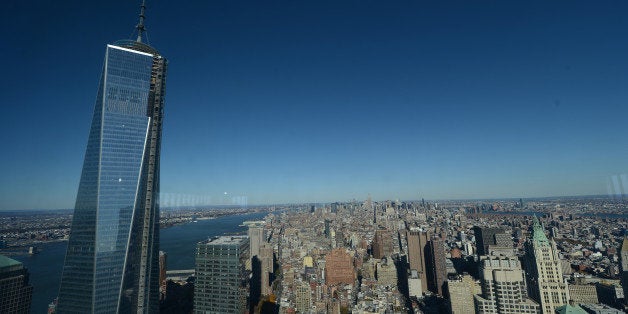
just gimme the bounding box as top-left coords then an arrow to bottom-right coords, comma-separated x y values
12,211 -> 270,313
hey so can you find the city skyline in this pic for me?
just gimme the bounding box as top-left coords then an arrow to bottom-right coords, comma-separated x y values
3,0 -> 628,210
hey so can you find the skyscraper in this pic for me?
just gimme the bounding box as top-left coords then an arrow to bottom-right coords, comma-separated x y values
473,255 -> 540,314
0,255 -> 33,313
295,281 -> 312,313
425,237 -> 447,296
325,248 -> 355,286
372,228 -> 393,259
247,222 -> 265,260
57,3 -> 167,312
620,237 -> 628,307
324,219 -> 331,238
447,274 -> 481,314
406,229 -> 429,293
259,243 -> 274,296
159,251 -> 167,297
473,226 -> 513,257
375,257 -> 398,287
195,236 -> 249,314
524,217 -> 568,314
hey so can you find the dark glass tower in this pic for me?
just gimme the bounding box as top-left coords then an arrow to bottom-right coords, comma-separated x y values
57,3 -> 166,313
0,255 -> 33,313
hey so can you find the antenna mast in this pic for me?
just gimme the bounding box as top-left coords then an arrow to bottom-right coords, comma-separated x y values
136,0 -> 147,43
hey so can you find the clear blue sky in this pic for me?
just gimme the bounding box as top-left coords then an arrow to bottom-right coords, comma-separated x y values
2,0 -> 628,210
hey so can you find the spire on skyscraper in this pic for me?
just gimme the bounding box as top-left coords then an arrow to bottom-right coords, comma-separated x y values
532,215 -> 550,245
57,3 -> 167,310
136,0 -> 147,43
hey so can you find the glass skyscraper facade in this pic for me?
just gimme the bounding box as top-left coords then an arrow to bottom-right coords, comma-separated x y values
57,38 -> 166,313
195,236 -> 250,314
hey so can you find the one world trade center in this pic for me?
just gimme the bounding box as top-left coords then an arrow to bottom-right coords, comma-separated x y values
58,1 -> 166,312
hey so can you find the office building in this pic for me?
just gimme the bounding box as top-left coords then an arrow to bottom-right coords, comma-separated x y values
524,217 -> 569,314
57,3 -> 167,313
248,222 -> 265,260
159,251 -> 167,300
324,219 -> 331,238
376,257 -> 398,287
325,248 -> 355,286
474,255 -> 540,314
407,229 -> 429,293
372,228 -> 393,259
259,243 -> 274,295
568,284 -> 598,304
620,237 -> 628,307
425,237 -> 447,296
295,281 -> 312,313
579,303 -> 624,314
447,274 -> 481,314
0,255 -> 33,313
195,236 -> 249,314
473,226 -> 513,256
408,270 -> 423,298
594,282 -> 623,310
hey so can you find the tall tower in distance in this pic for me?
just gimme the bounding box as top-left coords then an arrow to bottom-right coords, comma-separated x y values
57,1 -> 167,313
524,217 -> 568,314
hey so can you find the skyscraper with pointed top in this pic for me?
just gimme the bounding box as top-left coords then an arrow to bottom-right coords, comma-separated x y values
57,2 -> 166,313
524,216 -> 568,314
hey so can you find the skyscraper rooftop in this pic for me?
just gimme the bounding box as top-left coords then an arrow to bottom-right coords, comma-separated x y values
0,255 -> 21,270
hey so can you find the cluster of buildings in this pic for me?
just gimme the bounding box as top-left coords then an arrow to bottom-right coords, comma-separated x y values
4,195 -> 627,313
180,198 -> 627,314
0,207 -> 275,250
0,212 -> 70,249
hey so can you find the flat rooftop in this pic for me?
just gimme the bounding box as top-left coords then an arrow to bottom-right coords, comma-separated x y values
0,254 -> 22,270
201,235 -> 248,245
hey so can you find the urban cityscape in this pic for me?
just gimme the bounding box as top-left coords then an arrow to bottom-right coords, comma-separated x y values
2,1 -> 628,314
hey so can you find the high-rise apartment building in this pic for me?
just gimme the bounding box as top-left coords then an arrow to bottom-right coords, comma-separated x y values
0,255 -> 33,313
195,236 -> 249,314
474,255 -> 540,314
407,229 -> 429,293
524,217 -> 568,314
57,3 -> 166,313
425,237 -> 447,296
325,248 -> 355,286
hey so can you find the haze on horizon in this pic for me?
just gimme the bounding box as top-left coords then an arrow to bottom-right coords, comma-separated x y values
2,0 -> 628,210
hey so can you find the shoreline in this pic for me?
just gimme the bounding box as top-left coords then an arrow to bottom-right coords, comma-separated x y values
1,210 -> 274,250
